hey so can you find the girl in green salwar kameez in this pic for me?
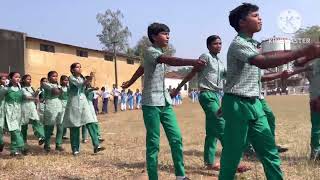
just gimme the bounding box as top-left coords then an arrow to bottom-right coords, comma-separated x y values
4,72 -> 26,156
0,74 -> 8,153
59,75 -> 69,140
42,71 -> 64,152
84,76 -> 104,143
21,74 -> 45,147
63,63 -> 105,156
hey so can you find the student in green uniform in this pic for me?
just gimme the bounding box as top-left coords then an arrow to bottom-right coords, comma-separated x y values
63,63 -> 105,156
84,76 -> 104,143
122,23 -> 206,180
219,3 -> 320,179
0,74 -> 8,153
42,71 -> 64,152
20,74 -> 45,147
170,35 -> 250,173
4,72 -> 26,156
38,77 -> 48,124
59,75 -> 69,140
294,58 -> 320,161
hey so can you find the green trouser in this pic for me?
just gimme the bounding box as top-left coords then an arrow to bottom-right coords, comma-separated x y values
44,124 -> 63,149
95,123 -> 101,137
260,99 -> 276,137
21,120 -> 45,143
10,130 -> 25,153
82,125 -> 88,140
0,128 -> 3,145
142,103 -> 185,180
70,123 -> 100,152
311,111 -> 320,151
219,94 -> 283,180
63,128 -> 67,137
198,91 -> 225,165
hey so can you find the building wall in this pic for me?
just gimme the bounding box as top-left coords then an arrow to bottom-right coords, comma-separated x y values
25,38 -> 142,91
165,78 -> 189,97
0,29 -> 25,74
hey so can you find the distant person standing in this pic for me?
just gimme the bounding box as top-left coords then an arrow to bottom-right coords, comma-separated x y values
101,87 -> 110,114
112,84 -> 120,113
120,89 -> 127,111
135,89 -> 142,109
92,88 -> 101,114
127,89 -> 134,110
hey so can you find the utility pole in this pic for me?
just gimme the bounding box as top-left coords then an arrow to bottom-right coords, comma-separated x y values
112,41 -> 118,87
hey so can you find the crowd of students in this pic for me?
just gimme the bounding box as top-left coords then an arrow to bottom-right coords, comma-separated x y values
92,86 -> 142,113
1,2 -> 320,180
0,62 -> 105,156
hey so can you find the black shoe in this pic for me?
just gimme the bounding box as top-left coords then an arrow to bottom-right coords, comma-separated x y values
38,138 -> 45,146
94,146 -> 106,153
182,177 -> 191,180
44,146 -> 51,153
277,145 -> 288,153
244,145 -> 256,158
0,144 -> 4,152
98,138 -> 105,142
55,146 -> 64,152
72,151 -> 79,156
62,136 -> 68,140
82,139 -> 88,143
10,151 -> 22,157
22,149 -> 29,155
310,150 -> 320,161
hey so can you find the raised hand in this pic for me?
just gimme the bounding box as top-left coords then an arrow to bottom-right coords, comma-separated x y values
121,81 -> 131,89
170,88 -> 179,98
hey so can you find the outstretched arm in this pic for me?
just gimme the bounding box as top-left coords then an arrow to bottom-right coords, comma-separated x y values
171,68 -> 199,98
157,56 -> 206,68
261,66 -> 310,82
250,43 -> 320,69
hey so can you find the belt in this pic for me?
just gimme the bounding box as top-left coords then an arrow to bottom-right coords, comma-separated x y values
199,88 -> 219,93
224,93 -> 258,100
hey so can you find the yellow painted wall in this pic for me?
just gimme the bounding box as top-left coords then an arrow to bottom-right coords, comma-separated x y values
25,38 -> 142,92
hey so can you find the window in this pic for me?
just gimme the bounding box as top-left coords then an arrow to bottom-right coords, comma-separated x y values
126,58 -> 134,65
40,44 -> 55,53
184,84 -> 188,91
76,50 -> 88,57
104,54 -> 113,61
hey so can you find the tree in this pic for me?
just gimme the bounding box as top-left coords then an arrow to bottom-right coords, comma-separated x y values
294,25 -> 320,43
96,9 -> 131,86
133,35 -> 176,58
96,9 -> 131,52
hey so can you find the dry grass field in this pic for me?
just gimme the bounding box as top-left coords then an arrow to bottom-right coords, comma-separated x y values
0,95 -> 320,180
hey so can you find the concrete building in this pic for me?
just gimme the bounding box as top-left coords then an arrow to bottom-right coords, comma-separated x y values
0,29 -> 142,91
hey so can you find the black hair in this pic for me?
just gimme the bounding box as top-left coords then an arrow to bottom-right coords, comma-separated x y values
206,35 -> 221,47
60,75 -> 68,86
47,71 -> 58,84
70,62 -> 85,80
101,87 -> 105,91
21,74 -> 31,87
60,75 -> 68,82
147,23 -> 170,43
229,3 -> 259,32
40,77 -> 47,82
8,72 -> 20,87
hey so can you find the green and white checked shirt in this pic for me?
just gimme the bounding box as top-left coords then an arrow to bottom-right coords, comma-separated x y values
224,33 -> 261,97
198,53 -> 226,91
141,46 -> 172,106
307,59 -> 320,100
